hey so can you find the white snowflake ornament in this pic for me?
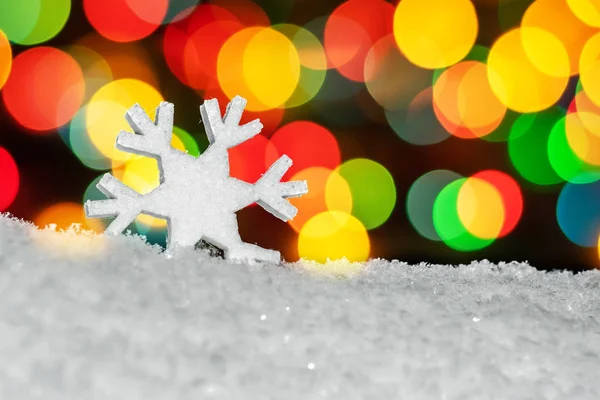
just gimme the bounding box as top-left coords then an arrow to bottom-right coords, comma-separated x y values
85,96 -> 308,263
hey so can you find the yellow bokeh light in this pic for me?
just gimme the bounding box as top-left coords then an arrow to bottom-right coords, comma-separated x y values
457,178 -> 505,240
434,61 -> 506,138
298,211 -> 370,263
564,112 -> 600,166
243,28 -> 300,109
288,167 -> 352,233
393,0 -> 478,69
580,33 -> 600,107
86,79 -> 164,166
522,0 -> 597,76
458,61 -> 506,134
487,27 -> 569,113
567,0 -> 600,28
218,27 -> 300,111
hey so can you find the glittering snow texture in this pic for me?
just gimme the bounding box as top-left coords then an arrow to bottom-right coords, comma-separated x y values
1,215 -> 600,400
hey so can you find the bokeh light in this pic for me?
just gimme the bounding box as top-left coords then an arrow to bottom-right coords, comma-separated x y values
336,158 -> 396,230
86,79 -> 164,165
298,211 -> 370,263
174,127 -> 201,157
22,0 -> 71,45
228,133 -> 271,183
508,107 -> 565,185
456,177 -> 505,240
218,26 -> 300,111
365,34 -> 433,111
487,27 -> 570,113
472,170 -> 523,238
433,61 -> 506,138
548,113 -> 600,184
0,0 -> 42,44
557,181 -> 600,247
287,167 -> 352,233
386,87 -> 451,146
0,147 -> 19,212
0,30 -> 11,90
522,0 -> 597,75
407,170 -> 463,241
579,33 -> 600,108
393,0 -> 478,69
324,0 -> 394,81
567,0 -> 600,27
267,121 -> 341,181
65,44 -> 114,104
243,27 -> 300,109
163,5 -> 241,89
78,34 -> 159,88
433,178 -> 496,251
66,105 -> 113,170
0,0 -> 70,45
564,112 -> 600,166
84,0 -> 168,42
275,24 -> 327,108
2,47 -> 85,132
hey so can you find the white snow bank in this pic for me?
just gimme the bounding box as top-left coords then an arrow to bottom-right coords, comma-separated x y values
1,215 -> 600,400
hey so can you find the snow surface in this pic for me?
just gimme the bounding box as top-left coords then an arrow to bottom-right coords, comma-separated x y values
1,215 -> 600,400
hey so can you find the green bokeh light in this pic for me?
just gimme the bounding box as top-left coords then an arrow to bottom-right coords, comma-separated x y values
22,0 -> 70,45
406,170 -> 462,241
0,0 -> 71,45
548,115 -> 600,184
337,158 -> 396,230
273,24 -> 326,108
508,107 -> 565,186
173,126 -> 201,157
433,178 -> 495,252
0,0 -> 41,43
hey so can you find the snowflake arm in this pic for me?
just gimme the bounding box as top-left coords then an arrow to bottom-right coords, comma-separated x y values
254,155 -> 308,221
116,102 -> 177,183
84,174 -> 143,235
200,96 -> 262,149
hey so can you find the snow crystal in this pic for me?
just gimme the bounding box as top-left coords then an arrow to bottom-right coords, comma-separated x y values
1,215 -> 600,399
85,96 -> 308,263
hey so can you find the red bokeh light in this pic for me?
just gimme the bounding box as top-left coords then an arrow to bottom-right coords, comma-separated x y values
472,170 -> 523,238
228,133 -> 271,183
163,5 -> 241,89
324,0 -> 394,82
2,47 -> 85,132
0,147 -> 19,212
267,121 -> 341,181
84,0 -> 168,42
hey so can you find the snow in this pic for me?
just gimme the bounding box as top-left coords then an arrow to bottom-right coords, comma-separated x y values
86,96 -> 307,263
1,215 -> 600,399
